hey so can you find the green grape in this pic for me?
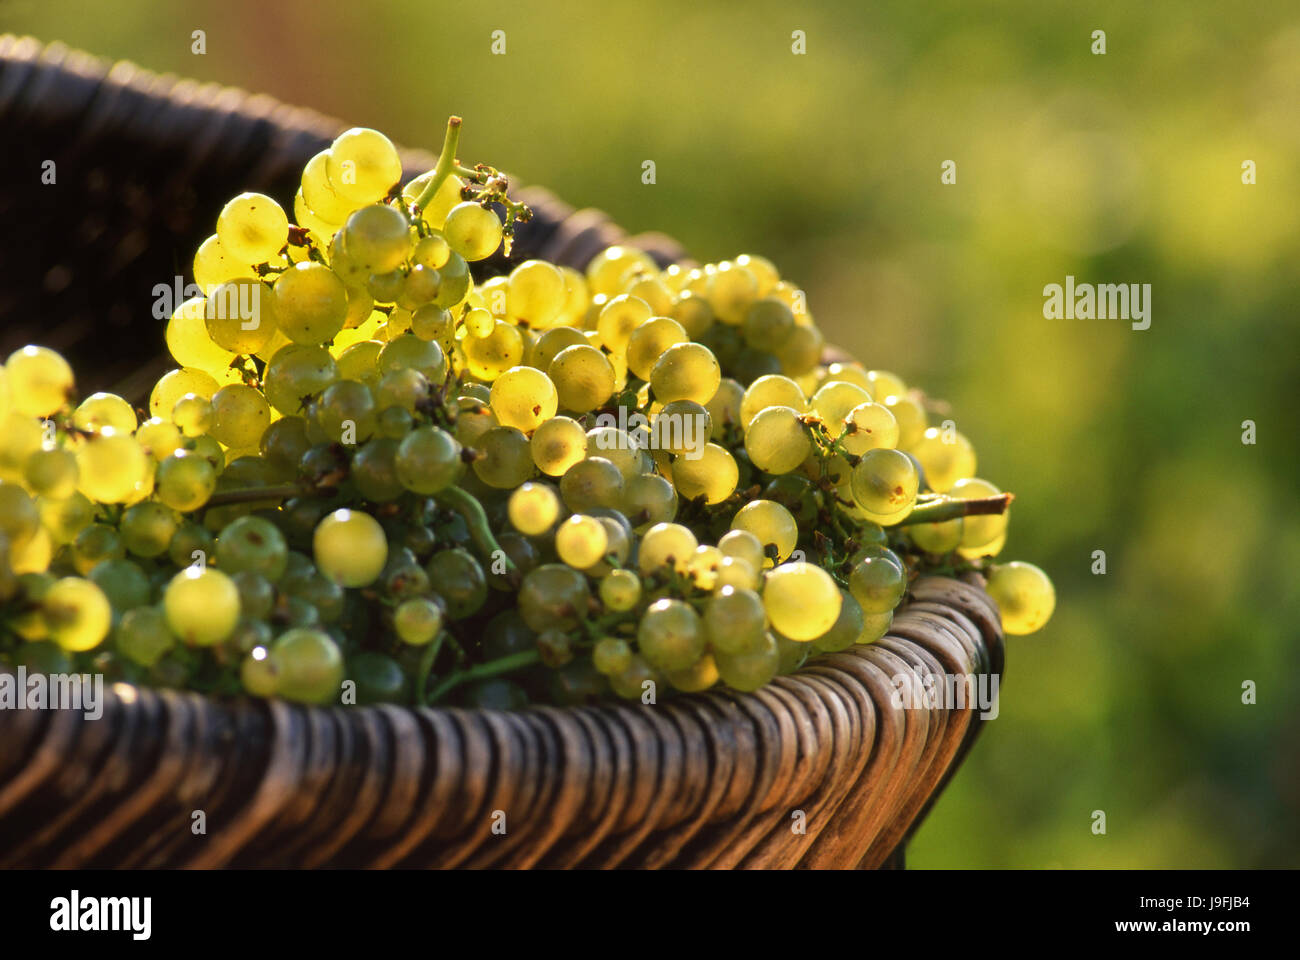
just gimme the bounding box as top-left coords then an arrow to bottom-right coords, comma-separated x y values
840,402 -> 900,456
344,651 -> 407,704
340,203 -> 410,273
150,368 -> 222,420
411,304 -> 454,344
482,609 -> 537,660
531,327 -> 587,371
595,294 -> 652,352
43,577 -> 112,652
527,407 -> 597,465
848,551 -> 907,614
671,288 -> 714,338
811,380 -> 872,438
636,598 -> 704,671
205,279 -> 278,354
665,653 -> 719,693
39,491 -> 94,545
866,370 -> 907,404
426,548 -> 488,619
193,234 -> 258,294
707,261 -> 759,325
352,437 -> 405,501
394,425 -> 462,493
715,631 -> 778,692
775,632 -> 810,674
536,628 -> 575,667
327,128 -> 402,204
548,345 -> 615,413
587,516 -> 630,575
637,522 -> 698,575
625,273 -> 673,315
167,520 -> 215,570
433,252 -> 472,308
263,344 -> 338,415
744,405 -> 811,475
394,598 -> 444,645
849,448 -> 919,522
741,297 -> 796,349
599,569 -> 641,612
73,391 -> 137,434
273,262 -> 348,345
909,426 -> 976,494
730,500 -> 798,566
555,514 -> 608,570
626,317 -> 688,381
88,558 -> 151,614
775,325 -> 823,376
885,394 -> 927,448
732,346 -> 781,384
703,585 -> 767,655
857,610 -> 893,645
0,481 -> 41,549
315,379 -> 377,445
909,516 -> 964,554
609,653 -> 659,700
120,501 -> 178,558
313,509 -> 388,587
443,201 -> 503,261
454,397 -> 497,448
367,269 -> 405,304
717,528 -> 765,575
508,481 -> 561,535
240,645 -> 280,697
559,456 -> 623,512
115,606 -> 175,667
376,405 -> 414,439
518,563 -> 590,632
216,192 -> 288,264
281,568 -> 345,624
621,472 -> 677,530
413,232 -> 451,270
374,367 -> 429,413
231,570 -> 275,621
75,429 -> 149,504
399,265 -> 442,309
671,442 -> 739,504
763,473 -> 819,527
761,561 -> 841,641
592,636 -> 633,675
209,384 -> 271,451
164,567 -> 240,646
6,346 -> 74,417
136,417 -> 185,461
463,319 -> 524,381
584,427 -> 648,480
586,245 -> 656,297
336,339 -> 384,385
155,450 -> 217,512
505,259 -> 565,326
490,365 -> 558,431
985,561 -> 1055,635
950,477 -> 1009,557
473,426 -> 536,488
652,400 -> 711,457
649,342 -> 721,405
270,628 -> 344,704
805,587 -> 862,652
217,515 -> 288,581
0,413 -> 45,482
258,415 -> 310,477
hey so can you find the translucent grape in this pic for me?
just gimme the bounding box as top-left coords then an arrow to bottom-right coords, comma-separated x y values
985,561 -> 1055,635
730,500 -> 798,566
508,481 -> 562,535
327,128 -> 403,204
559,456 -> 623,512
850,448 -> 920,522
473,426 -> 536,488
599,569 -> 641,612
637,522 -> 698,575
638,598 -> 705,672
274,262 -> 348,345
443,201 -> 504,261
164,567 -> 240,646
395,426 -> 462,494
671,443 -> 738,504
216,192 -> 288,264
313,509 -> 388,587
649,342 -> 721,405
909,426 -> 976,493
43,577 -> 112,652
5,346 -> 74,417
548,345 -> 615,412
763,561 -> 842,641
555,514 -> 609,570
490,365 -> 558,432
744,405 -> 811,475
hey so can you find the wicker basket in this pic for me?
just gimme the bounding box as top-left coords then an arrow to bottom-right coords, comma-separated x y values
0,37 -> 1006,868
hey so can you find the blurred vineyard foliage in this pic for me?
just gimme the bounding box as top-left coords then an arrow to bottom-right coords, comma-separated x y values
9,0 -> 1298,867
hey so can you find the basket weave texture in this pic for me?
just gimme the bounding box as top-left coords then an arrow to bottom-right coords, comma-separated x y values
0,37 -> 1005,868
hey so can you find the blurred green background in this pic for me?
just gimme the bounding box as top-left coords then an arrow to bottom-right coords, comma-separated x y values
8,0 -> 1297,867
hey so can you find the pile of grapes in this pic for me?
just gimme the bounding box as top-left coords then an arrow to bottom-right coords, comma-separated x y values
0,118 -> 1054,709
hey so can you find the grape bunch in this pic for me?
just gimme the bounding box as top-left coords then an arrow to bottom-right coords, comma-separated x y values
0,117 -> 1055,710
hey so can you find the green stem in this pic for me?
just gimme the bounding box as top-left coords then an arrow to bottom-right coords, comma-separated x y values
433,486 -> 519,578
426,649 -> 541,704
412,116 -> 464,213
204,484 -> 304,508
893,493 -> 1014,527
414,632 -> 444,704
